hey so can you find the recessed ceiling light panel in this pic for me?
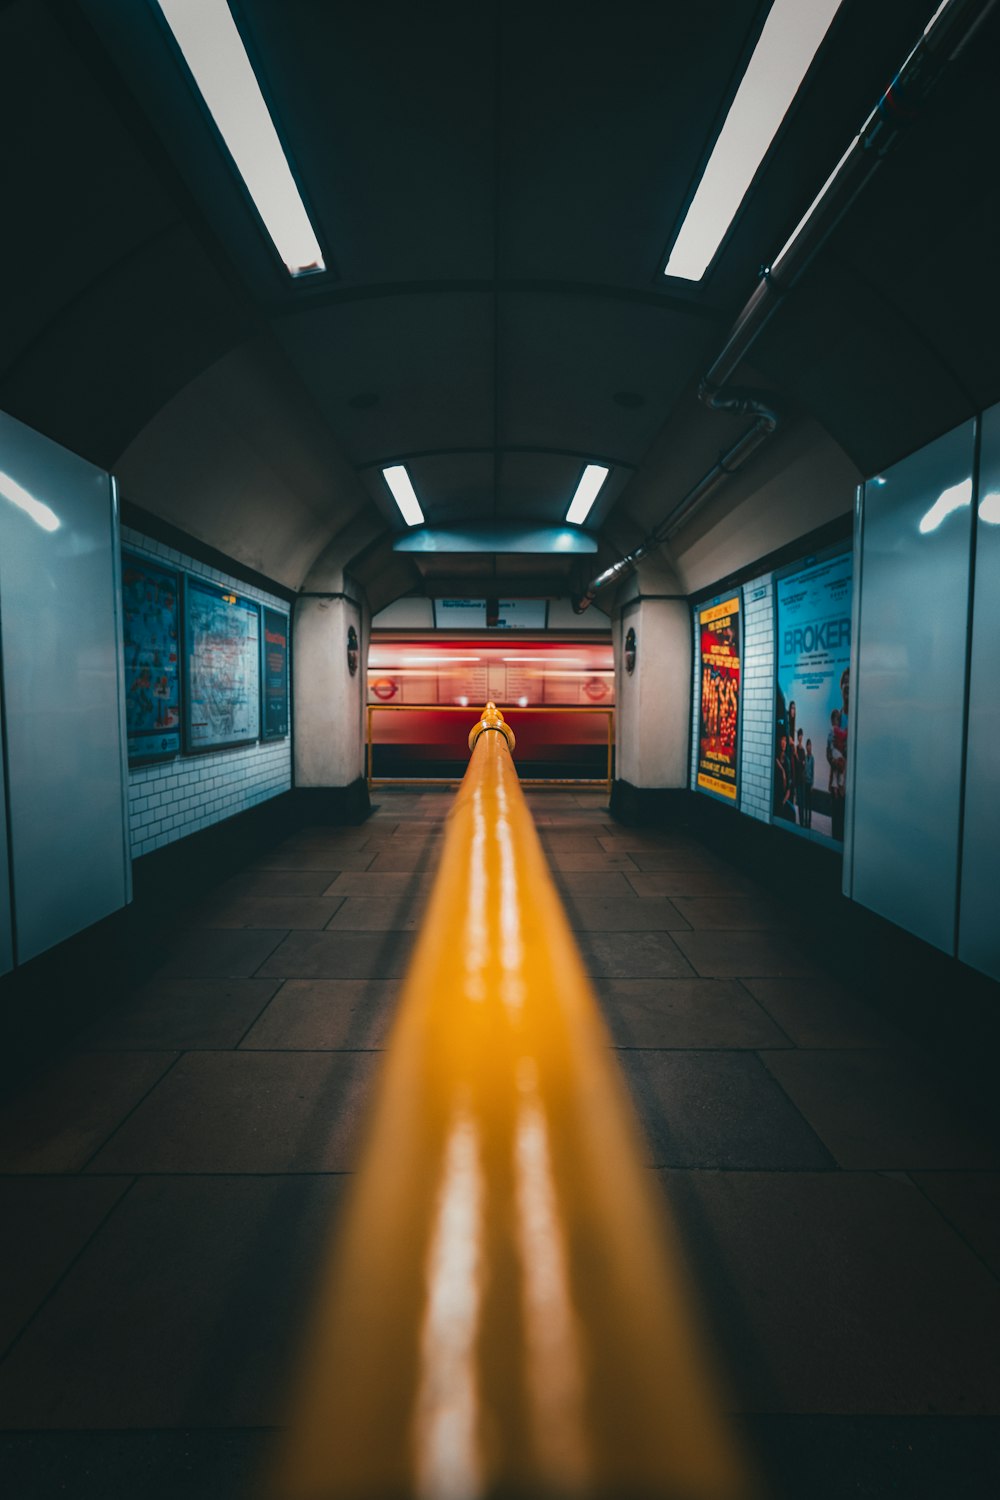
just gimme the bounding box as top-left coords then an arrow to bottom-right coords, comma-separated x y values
382,465 -> 425,527
664,0 -> 843,282
155,0 -> 325,277
566,464 -> 610,526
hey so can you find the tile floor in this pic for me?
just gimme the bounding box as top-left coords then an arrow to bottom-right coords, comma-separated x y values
1,789 -> 998,1498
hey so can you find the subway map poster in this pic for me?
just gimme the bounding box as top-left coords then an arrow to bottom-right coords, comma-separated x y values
183,579 -> 260,751
697,595 -> 741,801
122,552 -> 181,762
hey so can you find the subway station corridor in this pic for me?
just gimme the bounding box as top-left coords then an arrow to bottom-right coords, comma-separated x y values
1,790 -> 999,1499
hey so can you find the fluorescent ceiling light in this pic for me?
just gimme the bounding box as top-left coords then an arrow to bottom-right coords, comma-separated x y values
383,465 -> 425,526
664,0 -> 843,281
565,465 -> 609,525
0,470 -> 60,532
156,0 -> 325,277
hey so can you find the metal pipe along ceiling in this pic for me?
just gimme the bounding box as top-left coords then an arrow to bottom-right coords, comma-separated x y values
573,0 -> 997,613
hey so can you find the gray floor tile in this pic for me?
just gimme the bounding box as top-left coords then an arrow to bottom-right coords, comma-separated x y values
672,929 -> 825,978
546,851 -> 639,871
363,850 -> 445,874
184,896 -> 345,930
576,931 -> 696,978
762,1050 -> 1000,1169
241,978 -> 402,1050
322,871 -> 436,897
599,978 -> 791,1049
0,1431 -> 272,1500
251,848 -> 376,871
0,1176 -> 346,1427
628,849 -> 735,872
537,835 -> 608,853
742,977 -> 904,1047
257,930 -> 414,979
619,1051 -> 833,1168
87,1052 -> 380,1173
663,1170 -> 1000,1414
598,835 -> 702,854
913,1174 -> 1000,1277
670,897 -> 789,930
626,870 -> 758,898
0,1053 -> 178,1173
326,895 -> 427,931
0,1178 -> 129,1351
218,869 -> 341,898
560,895 -> 691,931
744,1414 -> 1000,1500
555,872 -> 640,896
153,927 -> 288,979
82,977 -> 281,1050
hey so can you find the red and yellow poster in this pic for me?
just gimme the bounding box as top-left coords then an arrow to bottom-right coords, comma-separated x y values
697,596 -> 741,801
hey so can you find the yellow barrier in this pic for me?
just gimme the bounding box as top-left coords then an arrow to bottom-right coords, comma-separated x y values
275,704 -> 754,1500
366,702 -> 615,793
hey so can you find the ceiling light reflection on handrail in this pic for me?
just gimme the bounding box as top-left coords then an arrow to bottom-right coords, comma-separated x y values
155,0 -> 325,277
0,471 -> 61,532
664,0 -> 843,281
382,465 -> 425,526
566,465 -> 609,525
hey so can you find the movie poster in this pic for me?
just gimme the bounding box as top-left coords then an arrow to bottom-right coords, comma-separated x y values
262,608 -> 289,739
121,551 -> 181,762
697,595 -> 741,801
774,551 -> 853,844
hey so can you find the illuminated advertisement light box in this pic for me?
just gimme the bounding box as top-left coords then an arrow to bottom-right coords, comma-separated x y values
261,606 -> 290,740
774,550 -> 853,845
697,595 -> 741,802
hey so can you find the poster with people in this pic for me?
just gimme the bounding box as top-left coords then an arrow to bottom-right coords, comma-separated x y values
774,551 -> 853,843
697,595 -> 741,801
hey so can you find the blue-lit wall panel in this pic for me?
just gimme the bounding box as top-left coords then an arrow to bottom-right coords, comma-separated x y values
0,410 -> 130,966
958,402 -> 1000,981
849,419 -> 975,953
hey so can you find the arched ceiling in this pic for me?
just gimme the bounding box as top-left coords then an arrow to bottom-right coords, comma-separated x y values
1,0 -> 997,604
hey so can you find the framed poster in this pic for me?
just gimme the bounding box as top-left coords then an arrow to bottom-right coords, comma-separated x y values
696,595 -> 741,802
183,578 -> 260,751
121,551 -> 181,763
261,607 -> 290,740
774,549 -> 853,844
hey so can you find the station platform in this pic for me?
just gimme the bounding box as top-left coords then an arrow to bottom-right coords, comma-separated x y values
1,790 -> 999,1499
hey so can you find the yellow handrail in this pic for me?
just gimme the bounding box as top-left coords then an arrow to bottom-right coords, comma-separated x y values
274,704 -> 754,1500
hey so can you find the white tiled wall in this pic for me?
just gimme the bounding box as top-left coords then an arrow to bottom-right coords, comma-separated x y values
739,575 -> 775,825
122,528 -> 293,859
689,576 -> 774,824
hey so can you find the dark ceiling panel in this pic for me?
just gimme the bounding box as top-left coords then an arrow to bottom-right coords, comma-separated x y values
361,452 -> 496,530
0,1 -> 180,372
499,293 -> 717,456
496,451 -> 630,528
0,226 -> 250,468
237,0 -> 495,284
498,0 -> 763,288
274,293 -> 495,464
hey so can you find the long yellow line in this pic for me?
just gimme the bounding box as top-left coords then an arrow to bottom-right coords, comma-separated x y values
274,705 -> 755,1499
